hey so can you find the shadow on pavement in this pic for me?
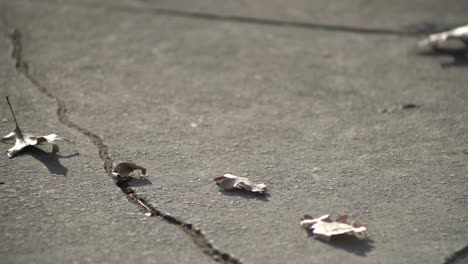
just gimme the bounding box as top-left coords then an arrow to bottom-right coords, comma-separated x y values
219,189 -> 270,201
21,145 -> 79,176
319,236 -> 375,257
418,50 -> 468,68
444,244 -> 468,264
127,177 -> 153,187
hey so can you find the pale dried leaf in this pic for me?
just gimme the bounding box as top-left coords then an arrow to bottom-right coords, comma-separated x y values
0,131 -> 15,142
216,176 -> 238,190
238,181 -> 267,193
112,162 -> 147,182
36,134 -> 69,144
418,25 -> 468,51
5,135 -> 27,158
214,174 -> 267,193
300,214 -> 368,242
2,97 -> 68,158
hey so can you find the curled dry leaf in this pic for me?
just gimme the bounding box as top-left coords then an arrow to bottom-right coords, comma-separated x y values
418,25 -> 468,52
112,162 -> 147,182
300,214 -> 368,242
1,97 -> 70,158
214,174 -> 267,193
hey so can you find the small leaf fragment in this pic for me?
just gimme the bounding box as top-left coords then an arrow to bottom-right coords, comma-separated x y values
418,24 -> 468,52
1,97 -> 68,158
300,214 -> 368,242
112,162 -> 147,182
214,174 -> 267,193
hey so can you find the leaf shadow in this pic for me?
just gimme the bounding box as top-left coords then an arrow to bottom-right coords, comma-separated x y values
418,50 -> 468,68
20,145 -> 79,176
219,189 -> 270,201
126,177 -> 153,187
311,233 -> 375,257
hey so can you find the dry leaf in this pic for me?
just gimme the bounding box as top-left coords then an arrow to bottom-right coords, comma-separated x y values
112,162 -> 147,182
418,25 -> 468,51
214,174 -> 267,193
301,214 -> 368,242
1,97 -> 69,158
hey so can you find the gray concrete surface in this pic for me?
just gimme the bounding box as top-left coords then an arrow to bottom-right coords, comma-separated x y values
1,0 -> 467,263
0,19 -> 211,264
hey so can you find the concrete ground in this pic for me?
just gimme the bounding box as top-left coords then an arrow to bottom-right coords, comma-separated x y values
0,0 -> 467,263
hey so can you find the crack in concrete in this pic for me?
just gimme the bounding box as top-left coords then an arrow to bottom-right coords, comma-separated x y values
7,27 -> 241,264
26,0 -> 422,36
443,245 -> 468,264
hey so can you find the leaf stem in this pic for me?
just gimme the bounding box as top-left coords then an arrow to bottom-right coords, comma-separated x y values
6,96 -> 20,128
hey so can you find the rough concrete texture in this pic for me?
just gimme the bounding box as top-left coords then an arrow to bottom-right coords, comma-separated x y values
0,13 -> 211,264
1,0 -> 467,263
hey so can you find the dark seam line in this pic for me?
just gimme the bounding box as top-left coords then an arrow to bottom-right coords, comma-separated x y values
443,245 -> 468,264
29,0 -> 420,36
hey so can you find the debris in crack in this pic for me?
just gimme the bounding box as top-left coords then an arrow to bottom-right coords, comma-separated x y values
214,174 -> 267,194
7,25 -> 242,264
400,103 -> 419,110
301,214 -> 368,242
418,24 -> 468,52
1,96 -> 70,158
112,162 -> 147,182
380,103 -> 420,113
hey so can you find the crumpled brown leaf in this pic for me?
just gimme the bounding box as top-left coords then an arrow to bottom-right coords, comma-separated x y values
418,25 -> 468,51
112,162 -> 147,182
214,174 -> 267,193
300,214 -> 368,242
1,97 -> 69,158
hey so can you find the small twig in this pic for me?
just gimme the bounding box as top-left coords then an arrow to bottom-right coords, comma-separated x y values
6,96 -> 20,128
